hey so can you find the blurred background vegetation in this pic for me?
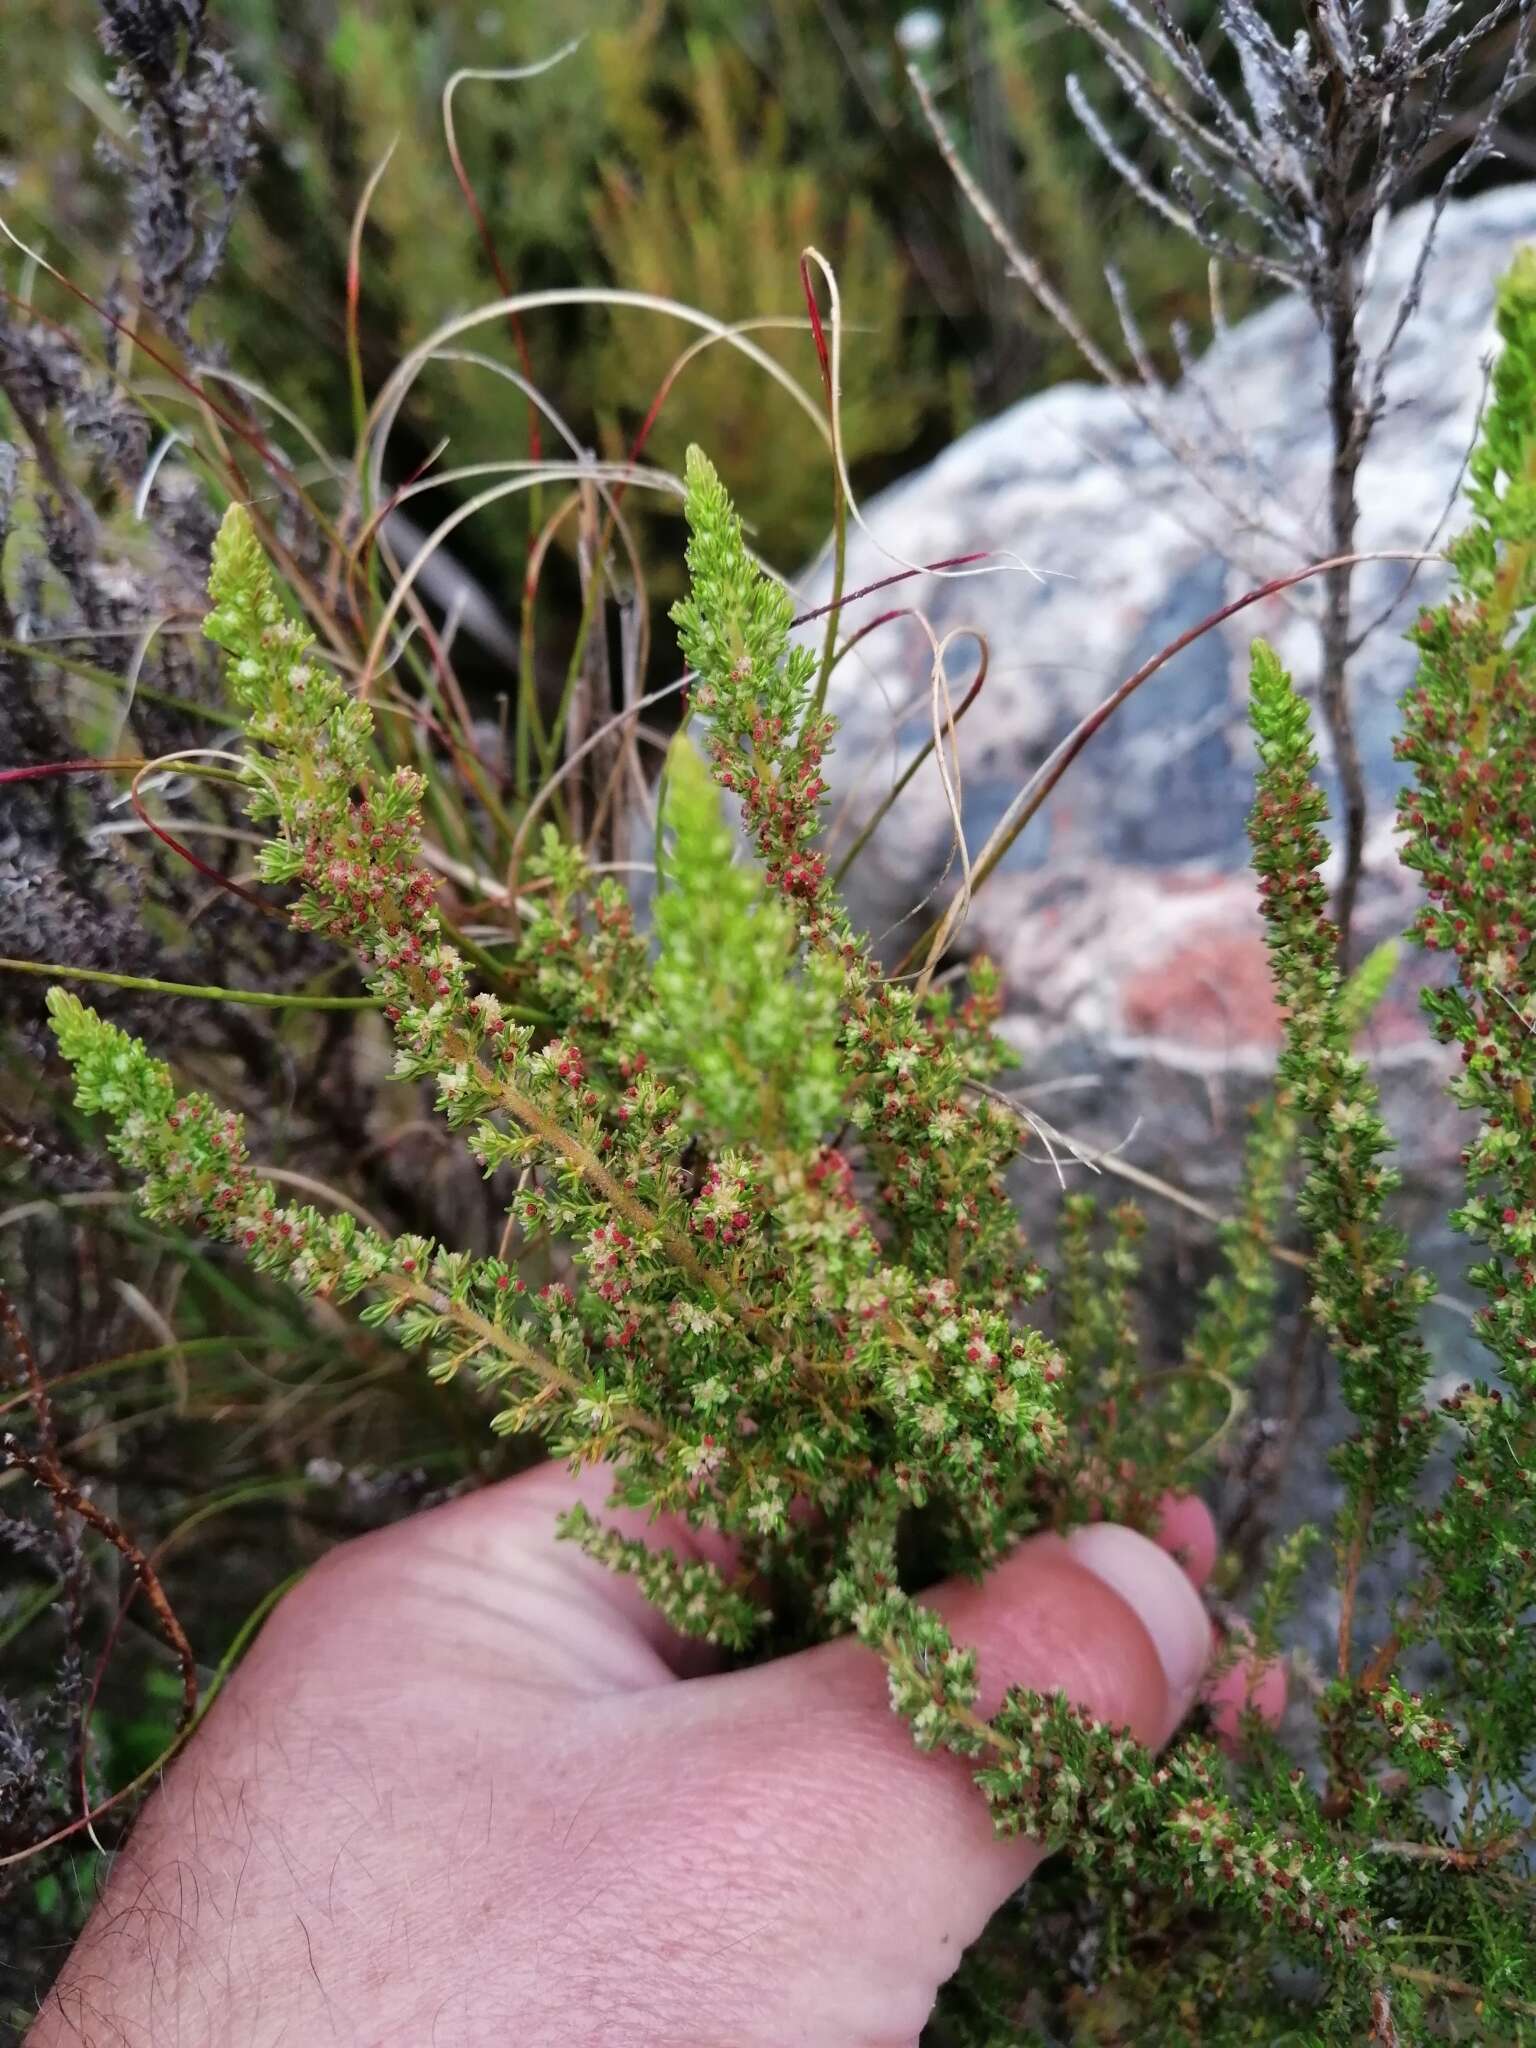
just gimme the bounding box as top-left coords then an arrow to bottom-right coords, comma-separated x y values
4,0 -> 1263,678
6,1 -> 1526,681
1,1 -> 1532,2033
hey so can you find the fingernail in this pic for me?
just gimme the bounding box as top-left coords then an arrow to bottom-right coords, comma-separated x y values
1065,1523 -> 1212,1719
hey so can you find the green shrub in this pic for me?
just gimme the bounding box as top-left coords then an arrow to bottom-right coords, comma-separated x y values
36,259 -> 1536,2038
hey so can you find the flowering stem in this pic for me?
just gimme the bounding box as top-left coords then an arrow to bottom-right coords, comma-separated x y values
380,1271 -> 663,1443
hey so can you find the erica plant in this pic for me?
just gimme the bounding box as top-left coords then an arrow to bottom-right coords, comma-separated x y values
34,264 -> 1536,2036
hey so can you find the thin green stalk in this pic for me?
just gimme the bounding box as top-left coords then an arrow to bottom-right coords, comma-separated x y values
0,1338 -> 282,1423
0,1580 -> 60,1653
540,521 -> 606,817
0,958 -> 382,1010
812,465 -> 847,720
0,639 -> 231,727
514,498 -> 577,800
389,618 -> 521,854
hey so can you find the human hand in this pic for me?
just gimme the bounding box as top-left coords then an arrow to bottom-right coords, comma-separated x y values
32,1467 -> 1268,2048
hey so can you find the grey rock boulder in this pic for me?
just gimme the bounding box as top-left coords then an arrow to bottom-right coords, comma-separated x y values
810,184 -> 1536,1187
807,183 -> 1536,1641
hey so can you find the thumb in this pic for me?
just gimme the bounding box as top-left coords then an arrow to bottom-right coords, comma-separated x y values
681,1525 -> 1210,2046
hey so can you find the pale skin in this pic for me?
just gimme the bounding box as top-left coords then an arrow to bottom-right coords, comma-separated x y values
30,1468 -> 1281,2048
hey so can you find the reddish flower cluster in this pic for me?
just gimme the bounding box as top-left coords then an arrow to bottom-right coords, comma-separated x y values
691,1164 -> 756,1248
707,710 -> 836,931
294,788 -> 435,950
